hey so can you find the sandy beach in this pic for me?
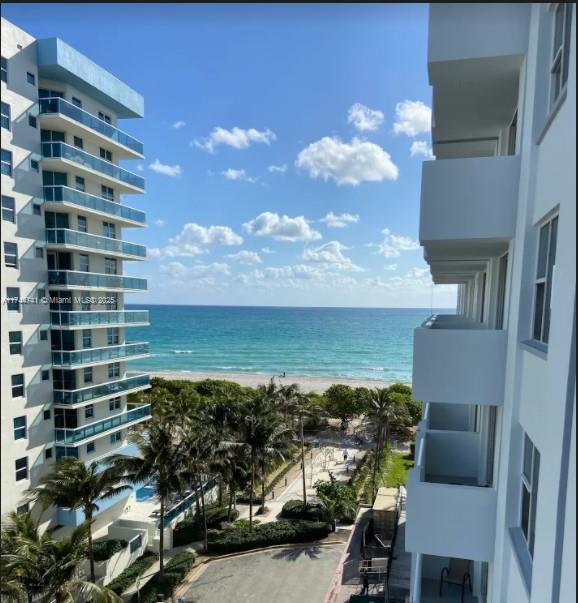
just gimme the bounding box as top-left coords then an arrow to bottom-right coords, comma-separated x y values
150,370 -> 405,394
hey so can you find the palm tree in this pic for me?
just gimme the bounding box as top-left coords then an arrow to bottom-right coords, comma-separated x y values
106,418 -> 183,579
29,458 -> 131,583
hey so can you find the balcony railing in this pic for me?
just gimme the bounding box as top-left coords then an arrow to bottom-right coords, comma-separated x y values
55,404 -> 151,444
39,97 -> 144,155
52,342 -> 150,367
53,373 -> 150,406
46,228 -> 146,259
44,186 -> 145,225
50,310 -> 149,328
48,270 -> 147,291
41,142 -> 145,191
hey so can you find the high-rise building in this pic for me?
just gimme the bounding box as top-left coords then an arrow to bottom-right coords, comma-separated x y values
407,4 -> 575,603
1,17 -> 151,535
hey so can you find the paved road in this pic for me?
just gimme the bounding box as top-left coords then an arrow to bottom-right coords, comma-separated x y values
179,544 -> 345,603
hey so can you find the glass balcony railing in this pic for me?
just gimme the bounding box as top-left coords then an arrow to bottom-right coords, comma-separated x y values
39,97 -> 144,155
50,310 -> 149,328
53,373 -> 150,405
41,142 -> 145,191
48,270 -> 147,291
44,186 -> 146,224
46,228 -> 147,259
55,404 -> 151,444
52,342 -> 150,367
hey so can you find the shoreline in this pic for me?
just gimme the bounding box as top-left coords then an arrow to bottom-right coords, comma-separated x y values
150,370 -> 410,394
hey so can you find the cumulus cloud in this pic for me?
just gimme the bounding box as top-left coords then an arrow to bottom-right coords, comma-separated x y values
268,164 -> 287,173
136,164 -> 144,172
393,100 -> 432,137
302,241 -> 363,272
194,127 -> 276,153
384,264 -> 398,271
320,212 -> 360,229
148,159 -> 182,177
153,219 -> 166,227
150,223 -> 243,258
226,250 -> 262,264
410,140 -> 434,159
171,121 -> 186,129
243,212 -> 322,242
370,228 -> 421,258
261,247 -> 276,255
221,168 -> 256,183
160,261 -> 230,286
296,137 -> 398,186
347,103 -> 384,132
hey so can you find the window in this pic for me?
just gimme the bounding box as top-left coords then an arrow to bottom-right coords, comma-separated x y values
550,3 -> 573,105
101,185 -> 114,201
520,434 -> 541,557
1,148 -> 13,176
43,171 -> 67,187
43,409 -> 51,420
87,442 -> 95,454
533,215 -> 558,344
38,288 -> 46,300
103,222 -> 116,239
16,503 -> 29,516
45,448 -> 53,459
4,242 -> 18,268
71,97 -> 82,108
82,329 -> 92,348
9,331 -> 22,355
85,405 -> 94,419
1,56 -> 7,83
30,159 -> 39,172
99,148 -> 112,162
35,247 -> 44,259
79,254 -> 90,272
105,257 -> 117,275
2,195 -> 15,222
109,397 -> 121,411
1,101 -> 10,130
55,447 -> 78,460
13,417 -> 27,440
75,176 -> 85,192
77,215 -> 88,232
107,327 -> 120,345
15,458 -> 28,482
7,287 -> 20,311
80,291 -> 91,311
41,370 -> 50,381
110,431 -> 122,444
26,72 -> 35,85
12,374 -> 24,398
83,367 -> 93,383
28,114 -> 37,128
73,136 -> 83,149
40,329 -> 48,341
33,203 -> 42,216
98,111 -> 111,124
39,89 -> 64,99
41,129 -> 65,143
108,363 -> 121,379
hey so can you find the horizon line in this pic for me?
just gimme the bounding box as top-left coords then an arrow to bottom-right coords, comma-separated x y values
125,303 -> 456,311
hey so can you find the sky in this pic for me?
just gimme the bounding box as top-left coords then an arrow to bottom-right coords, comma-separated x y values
3,3 -> 457,308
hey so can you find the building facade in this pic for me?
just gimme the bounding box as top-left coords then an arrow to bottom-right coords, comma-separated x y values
407,4 -> 575,603
1,17 -> 151,533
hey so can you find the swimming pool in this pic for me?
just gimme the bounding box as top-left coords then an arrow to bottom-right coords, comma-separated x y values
136,486 -> 156,501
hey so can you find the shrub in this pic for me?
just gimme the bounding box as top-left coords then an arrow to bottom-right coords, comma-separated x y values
130,552 -> 195,603
281,500 -> 327,521
107,551 -> 158,595
207,519 -> 330,554
315,479 -> 358,523
173,506 -> 239,547
93,538 -> 128,562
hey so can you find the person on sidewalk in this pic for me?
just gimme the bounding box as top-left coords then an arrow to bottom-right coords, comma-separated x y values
360,570 -> 369,595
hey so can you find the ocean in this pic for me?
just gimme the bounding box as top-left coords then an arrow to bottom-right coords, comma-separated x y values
127,305 -> 454,383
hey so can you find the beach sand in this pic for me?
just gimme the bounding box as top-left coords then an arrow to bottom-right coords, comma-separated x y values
150,370 -> 404,394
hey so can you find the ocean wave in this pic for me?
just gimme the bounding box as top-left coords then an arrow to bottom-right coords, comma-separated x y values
366,366 -> 385,372
173,350 -> 194,355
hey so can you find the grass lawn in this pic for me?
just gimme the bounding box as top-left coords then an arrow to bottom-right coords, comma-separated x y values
384,452 -> 413,488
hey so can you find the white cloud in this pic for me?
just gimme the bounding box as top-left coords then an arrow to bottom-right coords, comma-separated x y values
151,223 -> 243,258
261,247 -> 276,255
320,212 -> 360,229
171,121 -> 186,129
136,164 -> 144,172
302,241 -> 363,272
371,228 -> 421,258
226,250 -> 262,265
393,100 -> 432,137
384,263 -> 398,271
153,219 -> 166,227
243,212 -> 322,242
347,103 -> 384,132
194,127 -> 276,153
410,140 -> 434,159
160,261 -> 230,286
148,159 -> 182,177
268,164 -> 287,174
296,137 -> 398,186
221,168 -> 256,183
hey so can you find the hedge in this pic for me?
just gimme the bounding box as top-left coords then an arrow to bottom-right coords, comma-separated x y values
173,505 -> 240,547
207,519 -> 331,554
280,500 -> 327,522
107,551 -> 158,595
129,552 -> 196,603
93,538 -> 128,562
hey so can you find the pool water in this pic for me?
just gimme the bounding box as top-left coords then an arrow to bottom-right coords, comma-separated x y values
136,486 -> 156,501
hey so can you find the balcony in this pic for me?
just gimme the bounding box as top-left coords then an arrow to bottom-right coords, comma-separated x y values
406,417 -> 497,562
43,186 -> 145,227
55,404 -> 151,445
413,315 -> 506,406
420,155 -> 519,262
46,228 -> 146,261
51,310 -> 149,329
48,270 -> 147,292
38,97 -> 144,158
54,373 -> 150,406
41,142 -> 145,194
52,342 -> 150,368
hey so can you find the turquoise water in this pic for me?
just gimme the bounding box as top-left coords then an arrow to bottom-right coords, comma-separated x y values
127,305 -> 454,383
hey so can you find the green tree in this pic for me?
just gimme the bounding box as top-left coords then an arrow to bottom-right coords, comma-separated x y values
323,384 -> 365,431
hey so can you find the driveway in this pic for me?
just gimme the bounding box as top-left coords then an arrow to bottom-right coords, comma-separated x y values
178,543 -> 345,603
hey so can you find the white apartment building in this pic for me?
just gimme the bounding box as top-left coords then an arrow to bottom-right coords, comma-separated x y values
407,4 -> 575,603
1,17 -> 152,539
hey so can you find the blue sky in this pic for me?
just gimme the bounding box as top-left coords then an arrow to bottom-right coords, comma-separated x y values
4,3 -> 457,308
